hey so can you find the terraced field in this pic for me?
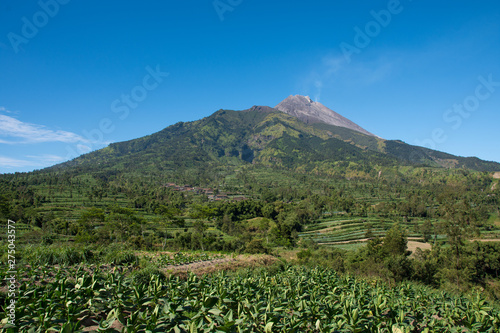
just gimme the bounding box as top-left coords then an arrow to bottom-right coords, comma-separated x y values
300,214 -> 500,251
300,216 -> 432,251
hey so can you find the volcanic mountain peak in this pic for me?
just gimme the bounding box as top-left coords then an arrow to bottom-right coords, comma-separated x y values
275,95 -> 377,137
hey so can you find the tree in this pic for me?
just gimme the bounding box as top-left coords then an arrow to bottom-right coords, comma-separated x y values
46,218 -> 70,235
155,205 -> 184,250
105,206 -> 143,242
382,223 -> 408,256
365,223 -> 374,240
381,224 -> 412,282
188,204 -> 216,220
216,214 -> 238,235
420,219 -> 433,243
412,247 -> 440,286
440,201 -> 480,288
271,212 -> 302,247
193,220 -> 208,251
78,207 -> 105,235
0,194 -> 9,218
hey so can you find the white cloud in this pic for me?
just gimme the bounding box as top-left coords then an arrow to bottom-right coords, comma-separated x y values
0,106 -> 19,114
301,53 -> 396,101
0,154 -> 66,170
305,55 -> 348,102
0,114 -> 86,144
323,55 -> 346,76
0,156 -> 34,168
26,154 -> 66,164
77,144 -> 92,153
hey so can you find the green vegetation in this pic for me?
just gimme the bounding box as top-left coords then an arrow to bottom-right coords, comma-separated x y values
1,107 -> 500,330
2,261 -> 500,332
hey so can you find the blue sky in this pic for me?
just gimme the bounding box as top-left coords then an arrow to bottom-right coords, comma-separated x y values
1,0 -> 499,173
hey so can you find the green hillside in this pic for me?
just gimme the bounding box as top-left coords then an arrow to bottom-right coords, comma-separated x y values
2,105 -> 500,323
47,106 -> 500,176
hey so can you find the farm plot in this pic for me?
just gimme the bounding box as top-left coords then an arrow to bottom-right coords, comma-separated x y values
151,252 -> 225,267
301,217 -> 440,250
2,265 -> 500,332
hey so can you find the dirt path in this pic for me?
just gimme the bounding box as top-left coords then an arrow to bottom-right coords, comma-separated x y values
319,238 -> 371,245
161,254 -> 278,276
319,236 -> 425,245
493,172 -> 500,179
164,257 -> 235,272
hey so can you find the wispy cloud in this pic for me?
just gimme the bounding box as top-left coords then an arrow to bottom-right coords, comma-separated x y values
0,154 -> 66,169
302,54 -> 394,102
0,106 -> 18,114
77,144 -> 92,153
0,156 -> 34,168
0,112 -> 86,144
26,154 -> 66,163
303,55 -> 346,102
323,55 -> 345,76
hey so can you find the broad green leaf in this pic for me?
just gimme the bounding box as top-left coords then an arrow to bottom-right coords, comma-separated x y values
265,322 -> 274,333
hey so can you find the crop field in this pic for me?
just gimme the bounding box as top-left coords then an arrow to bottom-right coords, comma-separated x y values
300,214 -> 500,251
1,260 -> 500,332
299,217 -> 428,248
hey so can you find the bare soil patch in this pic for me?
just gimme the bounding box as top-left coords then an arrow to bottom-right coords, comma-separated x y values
319,239 -> 431,254
162,254 -> 278,277
407,241 -> 432,253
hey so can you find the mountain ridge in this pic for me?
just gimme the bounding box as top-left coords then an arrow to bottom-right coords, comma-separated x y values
46,99 -> 500,176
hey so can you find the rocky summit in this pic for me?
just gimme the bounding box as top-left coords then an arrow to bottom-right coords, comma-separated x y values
275,95 -> 377,137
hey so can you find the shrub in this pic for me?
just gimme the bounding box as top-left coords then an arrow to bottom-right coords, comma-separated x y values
102,243 -> 139,265
104,250 -> 138,265
243,238 -> 270,254
22,245 -> 92,266
132,266 -> 165,285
